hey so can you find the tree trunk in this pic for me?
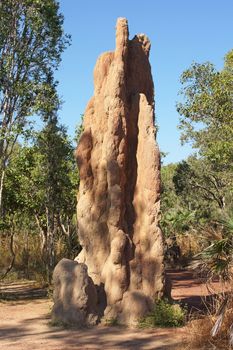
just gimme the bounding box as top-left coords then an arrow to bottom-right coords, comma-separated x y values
46,206 -> 55,283
1,225 -> 15,279
35,214 -> 47,258
0,168 -> 5,214
57,213 -> 72,258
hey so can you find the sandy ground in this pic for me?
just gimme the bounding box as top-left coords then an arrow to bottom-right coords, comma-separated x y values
0,270 -> 226,350
0,299 -> 185,350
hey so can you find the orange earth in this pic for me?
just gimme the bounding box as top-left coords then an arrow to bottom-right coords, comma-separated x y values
0,270 -> 226,350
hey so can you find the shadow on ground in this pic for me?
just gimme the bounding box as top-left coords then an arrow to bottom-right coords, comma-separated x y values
167,269 -> 229,311
0,320 -> 182,350
3,269 -> 226,350
0,299 -> 182,350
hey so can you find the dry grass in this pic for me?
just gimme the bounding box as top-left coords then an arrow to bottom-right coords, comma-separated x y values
179,294 -> 233,350
176,225 -> 224,261
0,230 -> 78,282
177,232 -> 203,257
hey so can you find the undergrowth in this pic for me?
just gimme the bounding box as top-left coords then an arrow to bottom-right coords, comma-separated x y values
103,318 -> 120,326
180,293 -> 233,350
138,298 -> 187,328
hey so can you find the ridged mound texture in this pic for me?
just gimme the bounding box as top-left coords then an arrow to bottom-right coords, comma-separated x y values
75,18 -> 164,326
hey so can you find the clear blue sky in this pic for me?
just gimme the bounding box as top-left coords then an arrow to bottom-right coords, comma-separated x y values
55,0 -> 233,164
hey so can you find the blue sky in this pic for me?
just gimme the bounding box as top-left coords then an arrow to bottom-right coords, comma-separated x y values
56,0 -> 233,164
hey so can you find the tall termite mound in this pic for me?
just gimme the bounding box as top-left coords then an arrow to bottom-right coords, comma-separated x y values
75,17 -> 164,325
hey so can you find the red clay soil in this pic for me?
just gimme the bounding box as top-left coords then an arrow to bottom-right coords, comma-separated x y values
0,269 -> 226,350
167,269 -> 229,312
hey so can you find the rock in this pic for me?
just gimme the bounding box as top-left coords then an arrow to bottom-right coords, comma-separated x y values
52,258 -> 98,326
75,17 -> 164,325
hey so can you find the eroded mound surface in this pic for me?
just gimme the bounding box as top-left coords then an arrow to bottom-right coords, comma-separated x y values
75,18 -> 164,325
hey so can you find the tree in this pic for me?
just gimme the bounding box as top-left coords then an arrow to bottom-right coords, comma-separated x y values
1,117 -> 79,281
0,143 -> 35,278
173,157 -> 230,212
34,115 -> 78,280
74,115 -> 84,144
177,49 -> 233,168
176,49 -> 233,216
0,0 -> 70,210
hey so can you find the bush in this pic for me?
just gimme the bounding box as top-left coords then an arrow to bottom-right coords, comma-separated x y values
139,298 -> 187,328
198,218 -> 233,282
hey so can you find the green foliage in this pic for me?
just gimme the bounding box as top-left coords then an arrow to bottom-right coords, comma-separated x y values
104,318 -> 120,326
0,115 -> 80,281
198,218 -> 233,281
3,118 -> 78,218
0,2 -> 78,283
74,115 -> 84,144
161,163 -> 181,214
161,162 -> 203,241
0,0 -> 70,210
139,299 -> 186,328
173,156 -> 231,212
34,115 -> 78,214
177,49 -> 233,167
161,163 -> 191,237
161,50 -> 233,266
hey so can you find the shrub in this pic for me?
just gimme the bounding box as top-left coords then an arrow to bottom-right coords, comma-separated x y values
139,298 -> 187,328
103,318 -> 120,326
198,218 -> 233,282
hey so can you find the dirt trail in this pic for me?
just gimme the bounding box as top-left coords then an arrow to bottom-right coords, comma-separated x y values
0,270 -> 223,350
168,269 -> 228,311
0,298 -> 184,350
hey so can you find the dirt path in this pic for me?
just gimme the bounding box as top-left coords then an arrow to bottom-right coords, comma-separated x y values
0,298 -> 185,350
168,269 -> 229,311
0,270 -> 224,350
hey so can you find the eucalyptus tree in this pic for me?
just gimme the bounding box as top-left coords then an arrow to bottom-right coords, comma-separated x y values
34,115 -> 78,279
0,0 -> 70,210
177,49 -> 233,168
176,50 -> 233,214
2,117 -> 78,280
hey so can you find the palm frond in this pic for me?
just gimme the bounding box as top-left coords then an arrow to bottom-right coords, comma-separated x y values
211,313 -> 224,337
229,323 -> 233,347
211,297 -> 228,337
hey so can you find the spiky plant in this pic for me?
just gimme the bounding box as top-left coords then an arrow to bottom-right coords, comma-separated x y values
198,217 -> 233,282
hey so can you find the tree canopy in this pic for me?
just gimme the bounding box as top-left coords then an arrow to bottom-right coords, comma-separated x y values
0,0 -> 70,209
177,49 -> 233,168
